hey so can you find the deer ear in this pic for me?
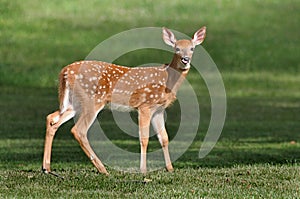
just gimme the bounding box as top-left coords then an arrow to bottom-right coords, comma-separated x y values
162,27 -> 177,47
192,26 -> 206,46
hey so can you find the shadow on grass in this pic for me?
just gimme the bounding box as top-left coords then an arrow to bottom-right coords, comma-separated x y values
0,86 -> 299,170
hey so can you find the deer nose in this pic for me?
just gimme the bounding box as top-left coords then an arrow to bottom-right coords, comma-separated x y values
181,57 -> 190,65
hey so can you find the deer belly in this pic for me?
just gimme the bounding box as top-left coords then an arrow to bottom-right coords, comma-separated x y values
108,103 -> 134,112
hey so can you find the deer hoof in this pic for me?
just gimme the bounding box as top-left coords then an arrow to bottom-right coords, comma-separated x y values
166,165 -> 174,172
42,167 -> 49,174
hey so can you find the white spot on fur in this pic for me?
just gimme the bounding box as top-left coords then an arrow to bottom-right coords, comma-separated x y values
144,88 -> 151,92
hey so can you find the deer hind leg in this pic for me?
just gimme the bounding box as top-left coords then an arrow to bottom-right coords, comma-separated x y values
70,105 -> 108,175
138,107 -> 152,174
151,109 -> 174,172
42,109 -> 76,173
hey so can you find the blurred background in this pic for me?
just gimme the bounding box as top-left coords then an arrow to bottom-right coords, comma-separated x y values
1,0 -> 298,87
1,0 -> 299,164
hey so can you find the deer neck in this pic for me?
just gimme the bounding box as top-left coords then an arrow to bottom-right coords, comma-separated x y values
166,54 -> 189,94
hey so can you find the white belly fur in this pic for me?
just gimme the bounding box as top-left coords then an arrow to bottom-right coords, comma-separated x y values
108,103 -> 135,112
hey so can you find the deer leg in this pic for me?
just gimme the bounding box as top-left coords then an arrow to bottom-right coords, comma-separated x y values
138,107 -> 152,174
71,107 -> 108,175
151,109 -> 174,172
42,109 -> 75,173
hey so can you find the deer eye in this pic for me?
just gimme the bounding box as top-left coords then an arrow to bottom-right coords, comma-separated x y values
190,47 -> 194,51
175,48 -> 180,52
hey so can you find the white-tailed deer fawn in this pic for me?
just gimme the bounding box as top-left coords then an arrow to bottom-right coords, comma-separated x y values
42,26 -> 206,175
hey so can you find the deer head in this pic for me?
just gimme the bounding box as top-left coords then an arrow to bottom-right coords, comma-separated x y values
162,26 -> 206,71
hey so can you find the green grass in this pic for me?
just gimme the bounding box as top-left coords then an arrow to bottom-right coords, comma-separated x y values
0,165 -> 299,198
0,0 -> 300,198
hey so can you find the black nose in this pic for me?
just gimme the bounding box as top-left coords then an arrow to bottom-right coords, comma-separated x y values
183,57 -> 190,62
181,57 -> 190,65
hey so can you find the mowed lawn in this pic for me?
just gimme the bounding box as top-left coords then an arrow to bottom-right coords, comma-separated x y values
0,0 -> 299,198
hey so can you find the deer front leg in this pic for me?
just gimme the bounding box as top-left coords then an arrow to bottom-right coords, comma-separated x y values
151,109 -> 174,172
138,107 -> 152,174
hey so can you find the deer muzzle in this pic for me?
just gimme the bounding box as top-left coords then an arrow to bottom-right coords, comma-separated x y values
181,57 -> 190,65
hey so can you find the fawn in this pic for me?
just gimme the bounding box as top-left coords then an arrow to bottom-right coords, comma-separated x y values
42,26 -> 206,175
